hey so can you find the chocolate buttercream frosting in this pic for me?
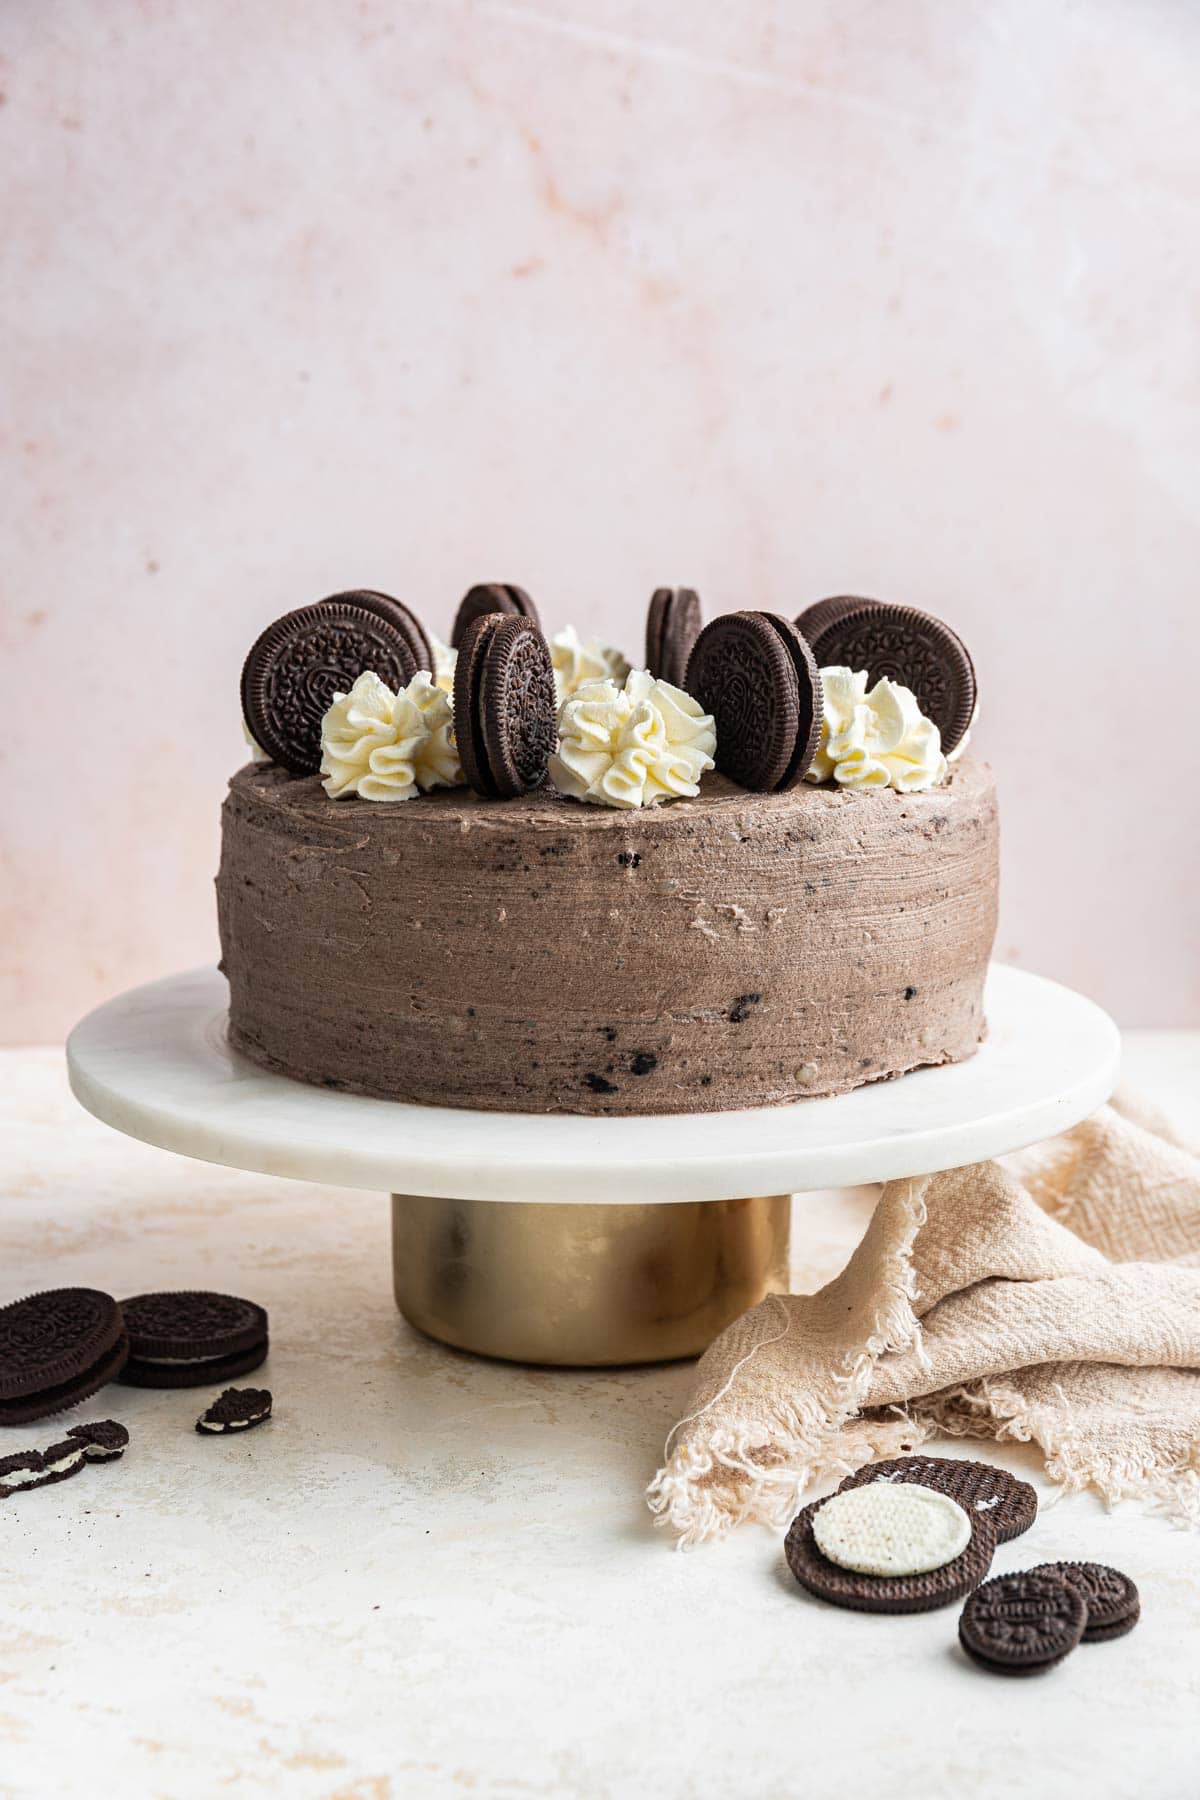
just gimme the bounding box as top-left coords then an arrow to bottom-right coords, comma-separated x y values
216,760 -> 998,1116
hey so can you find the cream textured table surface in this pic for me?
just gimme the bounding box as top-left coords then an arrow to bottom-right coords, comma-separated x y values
2,1034 -> 1199,1800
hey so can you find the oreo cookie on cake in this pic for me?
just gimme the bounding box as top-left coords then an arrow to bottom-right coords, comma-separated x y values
118,1291 -> 268,1389
685,612 -> 823,792
241,591 -> 434,774
453,611 -> 558,799
645,588 -> 703,689
805,599 -> 976,757
451,583 -> 540,649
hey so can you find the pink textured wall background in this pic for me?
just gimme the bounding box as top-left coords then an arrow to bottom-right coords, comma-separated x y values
2,0 -> 1198,1041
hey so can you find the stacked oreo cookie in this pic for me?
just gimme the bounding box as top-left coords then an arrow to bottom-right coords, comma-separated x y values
786,1454 -> 1140,1674
0,1286 -> 274,1499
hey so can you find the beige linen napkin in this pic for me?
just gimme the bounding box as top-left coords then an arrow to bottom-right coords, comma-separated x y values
647,1094 -> 1200,1547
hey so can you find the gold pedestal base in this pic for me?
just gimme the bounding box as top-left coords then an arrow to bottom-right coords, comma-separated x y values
391,1192 -> 791,1366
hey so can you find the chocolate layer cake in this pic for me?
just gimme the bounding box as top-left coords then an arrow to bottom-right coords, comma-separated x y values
216,757 -> 998,1116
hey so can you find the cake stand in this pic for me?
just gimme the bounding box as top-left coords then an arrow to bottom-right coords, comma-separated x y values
66,964 -> 1119,1367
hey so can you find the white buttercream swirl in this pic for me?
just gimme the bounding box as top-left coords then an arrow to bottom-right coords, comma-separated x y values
320,670 -> 462,801
550,624 -> 630,703
549,669 -> 716,809
805,666 -> 948,792
429,630 -> 457,694
242,720 -> 272,763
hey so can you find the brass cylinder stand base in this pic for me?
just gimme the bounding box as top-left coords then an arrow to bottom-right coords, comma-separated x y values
391,1192 -> 791,1367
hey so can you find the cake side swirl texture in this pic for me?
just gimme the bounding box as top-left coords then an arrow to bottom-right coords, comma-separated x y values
216,758 -> 998,1116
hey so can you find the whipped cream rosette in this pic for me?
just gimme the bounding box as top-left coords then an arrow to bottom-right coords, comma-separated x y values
428,631 -> 457,694
319,670 -> 462,801
805,666 -> 947,793
550,624 -> 631,703
549,669 -> 716,810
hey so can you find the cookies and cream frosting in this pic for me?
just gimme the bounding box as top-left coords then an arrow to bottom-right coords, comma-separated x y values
550,624 -> 631,703
806,666 -> 947,793
549,669 -> 716,810
319,670 -> 462,801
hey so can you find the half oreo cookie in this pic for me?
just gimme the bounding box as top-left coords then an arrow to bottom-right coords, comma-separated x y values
785,1494 -> 996,1614
197,1386 -> 273,1435
685,611 -> 823,791
241,594 -> 427,775
0,1288 -> 128,1426
646,588 -> 703,689
451,583 -> 540,649
453,612 -> 558,799
117,1291 -> 268,1389
806,600 -> 976,757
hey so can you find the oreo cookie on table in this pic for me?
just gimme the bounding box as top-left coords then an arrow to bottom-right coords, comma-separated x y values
0,1288 -> 128,1426
805,600 -> 977,757
118,1291 -> 268,1389
839,1453 -> 1037,1545
451,583 -> 540,650
196,1386 -> 273,1435
453,612 -> 558,800
685,611 -> 823,792
1032,1561 -> 1140,1643
645,588 -> 703,689
785,1491 -> 996,1614
959,1568 -> 1087,1676
241,591 -> 434,775
0,1419 -> 129,1499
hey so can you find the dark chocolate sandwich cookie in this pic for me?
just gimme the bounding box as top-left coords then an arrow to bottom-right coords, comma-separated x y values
795,594 -> 881,645
807,601 -> 976,756
327,589 -> 434,682
0,1288 -> 128,1426
959,1568 -> 1087,1676
685,611 -> 822,791
66,1419 -> 130,1462
0,1438 -> 86,1496
453,612 -> 557,799
1032,1561 -> 1140,1643
0,1448 -> 50,1496
1,1420 -> 129,1498
196,1386 -> 273,1435
784,1495 -> 995,1614
646,588 -> 703,689
840,1454 -> 1037,1545
118,1291 -> 268,1389
241,596 -> 422,775
451,583 -> 539,649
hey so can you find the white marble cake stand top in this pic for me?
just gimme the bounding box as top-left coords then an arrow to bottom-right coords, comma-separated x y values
65,964 -> 1119,1202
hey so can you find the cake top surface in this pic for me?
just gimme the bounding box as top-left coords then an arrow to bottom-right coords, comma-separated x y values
229,753 -> 992,835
